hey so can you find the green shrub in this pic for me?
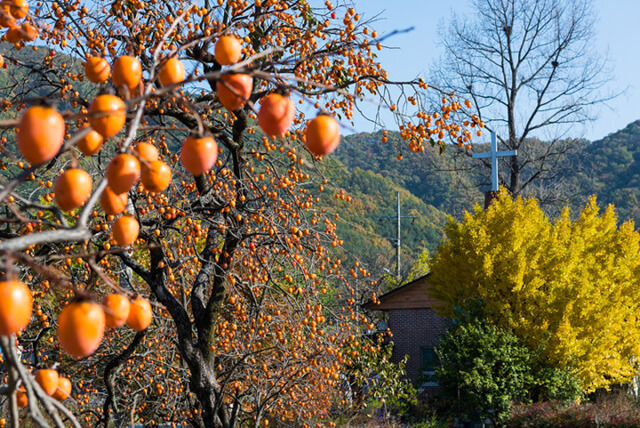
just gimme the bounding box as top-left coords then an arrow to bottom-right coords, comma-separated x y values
436,323 -> 530,426
434,316 -> 584,426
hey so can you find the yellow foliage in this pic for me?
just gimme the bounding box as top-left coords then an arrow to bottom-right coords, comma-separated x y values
429,189 -> 640,392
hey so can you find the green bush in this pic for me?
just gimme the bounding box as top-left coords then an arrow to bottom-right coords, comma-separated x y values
527,363 -> 583,403
434,318 -> 584,426
436,323 -> 530,426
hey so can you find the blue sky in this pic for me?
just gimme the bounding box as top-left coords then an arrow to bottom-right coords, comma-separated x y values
348,0 -> 640,142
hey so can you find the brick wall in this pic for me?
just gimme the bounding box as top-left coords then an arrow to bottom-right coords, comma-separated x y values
388,308 -> 451,380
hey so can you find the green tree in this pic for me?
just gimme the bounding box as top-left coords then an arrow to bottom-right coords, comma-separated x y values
406,248 -> 430,282
435,323 -> 530,426
429,190 -> 640,392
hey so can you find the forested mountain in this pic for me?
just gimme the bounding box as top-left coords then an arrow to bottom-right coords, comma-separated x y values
570,120 -> 640,224
3,44 -> 639,283
314,131 -> 481,279
333,131 -> 482,217
309,154 -> 451,279
323,121 -> 640,281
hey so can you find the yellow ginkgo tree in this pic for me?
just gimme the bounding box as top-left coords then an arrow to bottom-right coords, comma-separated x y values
429,190 -> 640,392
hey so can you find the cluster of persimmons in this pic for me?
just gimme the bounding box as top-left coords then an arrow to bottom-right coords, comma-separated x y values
0,0 -> 477,426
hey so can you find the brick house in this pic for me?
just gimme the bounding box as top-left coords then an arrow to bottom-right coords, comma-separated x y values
364,274 -> 451,382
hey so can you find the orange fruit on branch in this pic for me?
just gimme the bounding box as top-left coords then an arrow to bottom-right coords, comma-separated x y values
52,377 -> 71,401
77,129 -> 104,156
127,297 -> 152,331
134,142 -> 159,162
180,135 -> 218,176
35,369 -> 59,396
214,35 -> 242,65
2,0 -> 28,19
84,57 -> 110,84
112,55 -> 142,90
5,25 -> 21,43
100,185 -> 128,216
0,3 -> 14,28
158,57 -> 185,87
17,105 -> 65,165
102,294 -> 130,328
54,168 -> 92,211
57,301 -> 105,359
0,280 -> 32,336
20,22 -> 38,42
257,93 -> 295,136
88,94 -> 126,138
304,115 -> 340,156
16,388 -> 27,407
141,160 -> 172,192
112,215 -> 139,247
216,73 -> 252,111
106,153 -> 140,194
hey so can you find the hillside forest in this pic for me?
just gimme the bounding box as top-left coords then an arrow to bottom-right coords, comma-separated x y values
319,120 -> 640,286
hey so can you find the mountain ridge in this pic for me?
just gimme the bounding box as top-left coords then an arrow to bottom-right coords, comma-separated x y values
325,119 -> 640,279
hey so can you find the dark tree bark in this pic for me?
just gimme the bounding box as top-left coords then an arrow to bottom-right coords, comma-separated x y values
431,0 -> 614,201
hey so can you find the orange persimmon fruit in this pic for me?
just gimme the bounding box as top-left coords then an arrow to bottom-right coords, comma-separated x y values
3,0 -> 27,19
180,136 -> 218,176
214,35 -> 242,65
99,186 -> 128,216
0,280 -> 32,336
304,115 -> 340,156
77,129 -> 104,156
17,105 -> 65,165
141,160 -> 172,192
88,94 -> 126,138
112,215 -> 139,247
54,169 -> 92,211
216,73 -> 252,111
0,3 -> 14,28
57,301 -> 105,359
134,142 -> 159,163
127,298 -> 152,331
84,57 -> 110,84
52,377 -> 72,401
19,22 -> 38,42
102,294 -> 130,328
106,153 -> 140,194
112,55 -> 142,90
158,57 -> 185,87
20,22 -> 38,42
16,388 -> 27,407
35,369 -> 59,396
4,25 -> 21,44
257,93 -> 295,136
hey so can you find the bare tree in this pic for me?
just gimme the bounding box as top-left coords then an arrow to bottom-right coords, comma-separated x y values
431,0 -> 613,197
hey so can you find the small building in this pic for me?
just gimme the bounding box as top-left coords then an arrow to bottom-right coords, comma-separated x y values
364,274 -> 451,382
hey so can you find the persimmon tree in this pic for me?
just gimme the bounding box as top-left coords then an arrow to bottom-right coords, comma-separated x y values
0,0 -> 477,427
429,190 -> 640,392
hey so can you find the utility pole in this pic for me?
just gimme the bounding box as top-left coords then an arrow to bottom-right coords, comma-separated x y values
373,191 -> 415,280
396,192 -> 401,279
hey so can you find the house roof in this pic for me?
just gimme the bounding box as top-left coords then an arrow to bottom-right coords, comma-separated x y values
363,274 -> 443,311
